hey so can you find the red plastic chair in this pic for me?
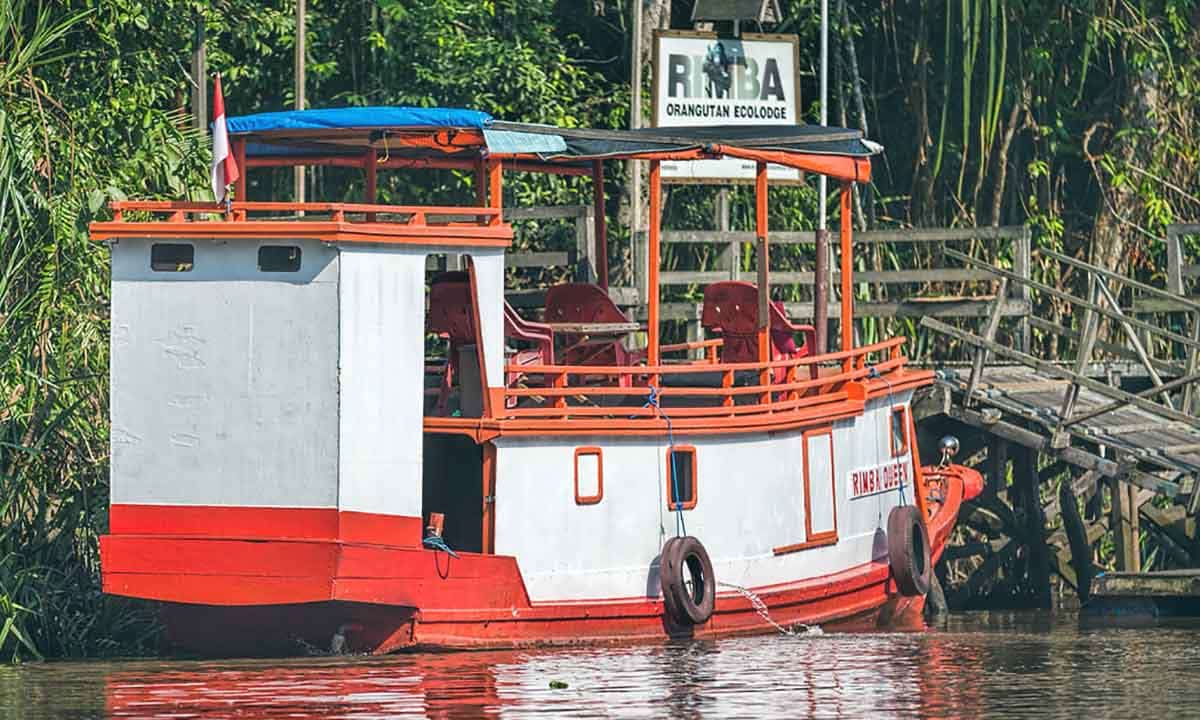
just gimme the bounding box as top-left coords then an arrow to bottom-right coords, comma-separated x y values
504,302 -> 554,400
544,283 -> 642,368
701,281 -> 817,380
427,272 -> 477,413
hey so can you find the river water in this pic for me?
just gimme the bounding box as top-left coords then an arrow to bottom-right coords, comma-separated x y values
2,611 -> 1197,719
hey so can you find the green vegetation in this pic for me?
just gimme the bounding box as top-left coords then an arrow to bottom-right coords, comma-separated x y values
0,0 -> 1197,660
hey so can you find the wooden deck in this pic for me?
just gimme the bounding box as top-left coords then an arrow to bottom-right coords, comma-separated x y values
931,364 -> 1200,502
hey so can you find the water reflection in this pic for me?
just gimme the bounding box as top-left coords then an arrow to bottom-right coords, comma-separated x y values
4,612 -> 1200,719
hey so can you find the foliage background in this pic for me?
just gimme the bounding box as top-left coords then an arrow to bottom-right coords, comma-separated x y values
0,0 -> 1197,659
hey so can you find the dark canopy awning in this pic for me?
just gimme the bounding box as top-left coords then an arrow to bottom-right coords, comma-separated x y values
224,106 -> 881,181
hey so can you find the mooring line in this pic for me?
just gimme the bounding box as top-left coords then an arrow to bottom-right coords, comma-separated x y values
718,580 -> 822,637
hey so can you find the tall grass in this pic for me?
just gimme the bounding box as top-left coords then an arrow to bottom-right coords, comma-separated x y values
0,0 -> 204,661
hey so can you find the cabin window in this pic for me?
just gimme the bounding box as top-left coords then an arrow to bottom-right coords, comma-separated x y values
666,446 -> 697,511
574,447 -> 603,505
890,406 -> 909,457
150,243 -> 194,272
258,245 -> 302,272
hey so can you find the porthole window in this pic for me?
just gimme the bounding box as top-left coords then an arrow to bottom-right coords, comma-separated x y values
574,447 -> 603,505
890,407 -> 909,457
258,245 -> 302,272
666,446 -> 697,511
150,243 -> 194,272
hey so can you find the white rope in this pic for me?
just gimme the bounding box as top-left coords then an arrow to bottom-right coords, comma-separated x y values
718,581 -> 823,637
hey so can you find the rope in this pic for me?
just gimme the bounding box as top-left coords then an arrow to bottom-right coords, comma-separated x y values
717,581 -> 822,637
645,385 -> 687,538
867,365 -> 908,506
422,533 -> 460,558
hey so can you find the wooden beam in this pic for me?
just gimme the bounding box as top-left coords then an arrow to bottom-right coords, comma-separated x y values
1060,476 -> 1095,601
922,316 -> 1200,430
1040,246 -> 1200,314
966,278 -> 1009,407
946,248 -> 1200,350
1063,370 -> 1200,429
1094,278 -> 1175,409
1028,316 -> 1185,376
591,160 -> 608,289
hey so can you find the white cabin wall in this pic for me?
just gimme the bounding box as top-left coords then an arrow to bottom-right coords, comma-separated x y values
336,247 -> 428,518
466,249 -> 505,393
109,237 -> 339,507
493,392 -> 915,602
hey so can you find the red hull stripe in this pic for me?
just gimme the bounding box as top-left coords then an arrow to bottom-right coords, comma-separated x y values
109,504 -> 422,546
101,466 -> 980,651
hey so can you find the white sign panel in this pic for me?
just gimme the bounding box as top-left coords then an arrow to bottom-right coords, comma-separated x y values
653,32 -> 800,182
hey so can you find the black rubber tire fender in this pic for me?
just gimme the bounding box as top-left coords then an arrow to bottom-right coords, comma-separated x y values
659,535 -> 717,625
887,504 -> 932,597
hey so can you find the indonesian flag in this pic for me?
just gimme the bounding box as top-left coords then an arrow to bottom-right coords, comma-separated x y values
210,74 -> 239,202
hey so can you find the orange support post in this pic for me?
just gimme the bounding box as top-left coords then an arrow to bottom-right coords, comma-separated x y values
487,159 -> 502,210
840,181 -> 854,368
755,161 -> 770,366
592,160 -> 608,289
233,138 -> 248,204
647,160 -> 662,367
364,148 -> 377,221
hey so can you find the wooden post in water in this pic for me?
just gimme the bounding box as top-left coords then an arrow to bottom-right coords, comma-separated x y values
1014,446 -> 1051,608
1110,474 -> 1140,572
1060,472 -> 1095,602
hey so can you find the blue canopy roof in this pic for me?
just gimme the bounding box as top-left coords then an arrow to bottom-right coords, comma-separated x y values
226,106 -> 493,134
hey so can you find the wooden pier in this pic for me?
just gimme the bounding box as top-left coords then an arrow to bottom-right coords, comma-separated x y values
916,226 -> 1200,610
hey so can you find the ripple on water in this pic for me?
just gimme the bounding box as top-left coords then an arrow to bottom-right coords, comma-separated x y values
4,611 -> 1200,719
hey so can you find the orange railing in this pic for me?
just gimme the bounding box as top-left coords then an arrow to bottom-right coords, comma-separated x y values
107,201 -> 503,226
500,337 -> 908,424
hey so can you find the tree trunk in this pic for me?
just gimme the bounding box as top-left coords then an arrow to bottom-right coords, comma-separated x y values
1091,59 -> 1159,273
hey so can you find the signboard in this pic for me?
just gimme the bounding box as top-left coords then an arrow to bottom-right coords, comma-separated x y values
652,31 -> 800,183
847,460 -> 911,501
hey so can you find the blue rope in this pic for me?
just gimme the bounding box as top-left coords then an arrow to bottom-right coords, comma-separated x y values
423,533 -> 460,558
645,385 -> 687,538
867,365 -> 908,506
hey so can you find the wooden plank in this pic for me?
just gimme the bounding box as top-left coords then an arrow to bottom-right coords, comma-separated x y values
1028,316 -> 1185,376
1094,279 -> 1176,410
1040,246 -> 1200,314
505,251 -> 572,268
1092,570 -> 1200,598
945,404 -> 1121,476
1062,370 -> 1200,429
659,298 -> 1030,322
922,316 -> 1200,430
661,225 -> 1026,246
966,278 -> 1010,407
945,249 -> 1200,350
504,205 -> 588,220
659,268 -> 993,285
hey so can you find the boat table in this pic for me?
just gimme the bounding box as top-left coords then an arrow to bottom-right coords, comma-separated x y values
543,321 -> 642,335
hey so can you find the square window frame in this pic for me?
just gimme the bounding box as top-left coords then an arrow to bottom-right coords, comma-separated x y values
574,447 -> 604,505
257,244 -> 303,273
150,243 -> 195,272
665,445 -> 698,511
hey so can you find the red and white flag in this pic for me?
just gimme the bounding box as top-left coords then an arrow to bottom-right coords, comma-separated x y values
210,73 -> 240,202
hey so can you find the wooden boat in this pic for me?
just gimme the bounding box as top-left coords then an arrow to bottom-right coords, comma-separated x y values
91,107 -> 982,656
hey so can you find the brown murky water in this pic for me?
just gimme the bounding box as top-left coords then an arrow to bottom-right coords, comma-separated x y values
2,611 -> 1198,718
